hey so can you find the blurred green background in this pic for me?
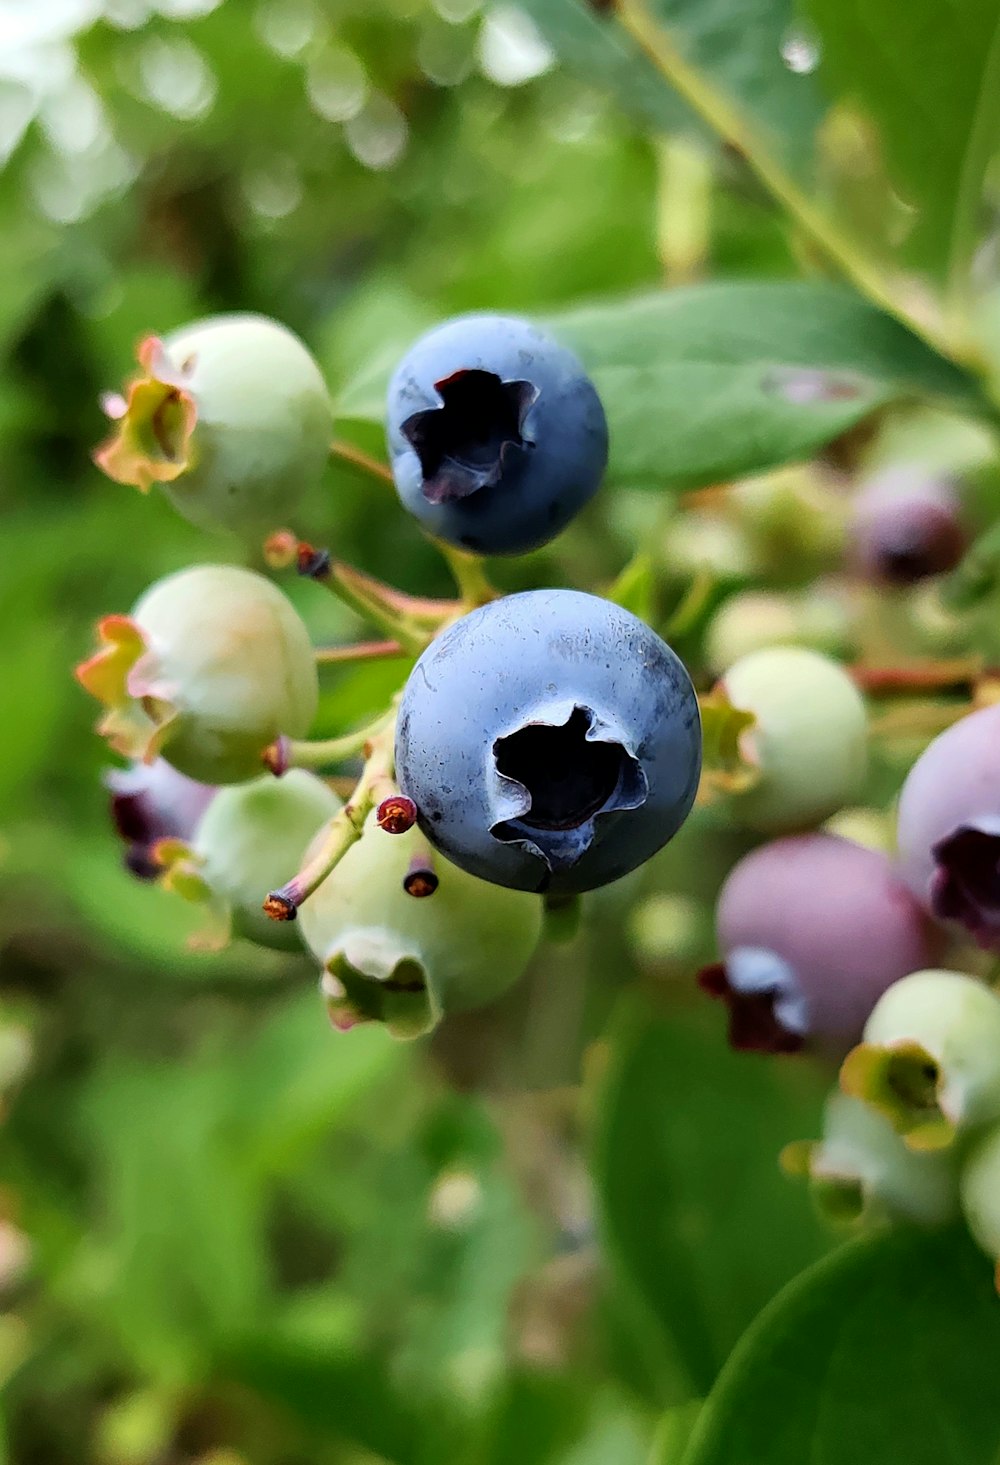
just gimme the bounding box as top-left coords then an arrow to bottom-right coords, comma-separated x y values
4,1 -> 972,1460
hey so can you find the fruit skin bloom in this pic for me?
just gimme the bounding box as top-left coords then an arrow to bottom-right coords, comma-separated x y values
298,815 -> 543,1038
718,645 -> 868,833
700,833 -> 938,1054
76,564 -> 318,785
848,464 -> 966,586
386,314 -> 608,556
841,970 -> 1000,1151
394,589 -> 701,895
185,771 -> 341,952
95,314 -> 332,536
896,704 -> 1000,952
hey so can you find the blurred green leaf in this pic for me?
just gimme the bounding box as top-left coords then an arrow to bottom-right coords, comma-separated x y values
593,998 -> 830,1398
804,0 -> 1000,280
684,1226 -> 1000,1465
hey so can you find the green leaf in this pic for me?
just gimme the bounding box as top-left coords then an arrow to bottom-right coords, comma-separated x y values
548,282 -> 987,488
593,998 -> 831,1399
804,0 -> 1000,281
521,0 -> 824,174
337,282 -> 986,494
683,1226 -> 1000,1465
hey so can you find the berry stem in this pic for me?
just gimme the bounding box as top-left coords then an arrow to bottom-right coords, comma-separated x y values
429,538 -> 498,609
314,638 -> 407,664
850,657 -> 983,696
263,715 -> 398,918
330,438 -> 395,486
265,710 -> 395,774
296,540 -> 454,653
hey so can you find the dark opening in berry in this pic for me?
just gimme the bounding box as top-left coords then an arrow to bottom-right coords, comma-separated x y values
490,705 -> 646,876
931,824 -> 1000,949
401,369 -> 537,505
697,958 -> 806,1055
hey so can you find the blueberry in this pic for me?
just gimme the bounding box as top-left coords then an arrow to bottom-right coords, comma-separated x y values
896,704 -> 1000,951
106,758 -> 216,881
700,833 -> 938,1054
393,589 -> 701,894
848,464 -> 966,586
386,315 -> 608,555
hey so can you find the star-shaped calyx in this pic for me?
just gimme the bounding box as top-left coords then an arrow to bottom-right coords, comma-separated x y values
489,705 -> 646,883
75,615 -> 179,764
401,368 -> 538,505
94,336 -> 198,492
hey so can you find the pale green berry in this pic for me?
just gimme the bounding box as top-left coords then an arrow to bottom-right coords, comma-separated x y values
298,815 -> 543,1038
841,970 -> 1000,1151
788,1091 -> 958,1227
96,314 -> 333,536
960,1123 -> 1000,1284
191,770 -> 341,951
719,645 -> 868,833
704,588 -> 853,673
77,564 -> 319,785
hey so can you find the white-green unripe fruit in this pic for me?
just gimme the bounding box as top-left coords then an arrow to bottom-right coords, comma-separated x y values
797,1091 -> 958,1227
841,970 -> 1000,1151
298,814 -> 543,1038
960,1123 -> 1000,1282
719,645 -> 868,833
79,565 -> 319,785
192,771 -> 341,951
97,314 -> 333,536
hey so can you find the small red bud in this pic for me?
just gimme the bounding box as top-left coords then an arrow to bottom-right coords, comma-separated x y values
403,853 -> 438,898
377,795 -> 418,835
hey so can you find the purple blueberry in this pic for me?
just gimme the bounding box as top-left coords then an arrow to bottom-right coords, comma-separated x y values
896,704 -> 1000,951
106,758 -> 216,880
699,833 -> 938,1054
386,315 -> 608,556
848,465 -> 966,585
394,590 -> 701,894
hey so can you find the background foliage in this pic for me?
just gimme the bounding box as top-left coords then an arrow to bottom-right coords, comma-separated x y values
2,1 -> 1000,1462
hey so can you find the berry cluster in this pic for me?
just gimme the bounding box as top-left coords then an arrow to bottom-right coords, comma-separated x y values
77,309 -> 1000,1287
79,310 -> 697,1036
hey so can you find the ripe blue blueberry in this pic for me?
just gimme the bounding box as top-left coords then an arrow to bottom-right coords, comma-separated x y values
386,314 -> 609,555
394,589 -> 701,894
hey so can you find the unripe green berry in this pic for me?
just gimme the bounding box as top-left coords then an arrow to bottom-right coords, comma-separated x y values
841,970 -> 1000,1151
960,1123 -> 1000,1285
704,588 -> 853,673
298,815 -> 543,1038
785,1091 -> 958,1227
189,770 -> 341,951
719,645 -> 868,833
77,564 -> 319,784
96,314 -> 333,536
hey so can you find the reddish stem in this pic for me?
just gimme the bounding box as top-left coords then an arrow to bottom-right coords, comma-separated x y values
850,658 -> 983,696
315,639 -> 407,664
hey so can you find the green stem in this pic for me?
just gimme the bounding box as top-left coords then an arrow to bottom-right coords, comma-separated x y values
315,638 -> 407,665
615,0 -> 954,359
330,438 -> 394,486
299,542 -> 453,653
263,717 -> 397,917
275,711 -> 395,773
430,537 -> 499,609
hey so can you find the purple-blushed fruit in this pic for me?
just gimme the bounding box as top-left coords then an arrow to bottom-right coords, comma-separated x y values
298,815 -> 543,1037
166,770 -> 341,952
896,704 -> 1000,952
95,315 -> 332,536
76,564 -> 318,785
717,646 -> 868,833
841,970 -> 1000,1151
106,758 -> 216,881
394,590 -> 701,895
699,833 -> 938,1054
848,465 -> 966,586
959,1123 -> 1000,1288
783,1091 -> 959,1227
386,314 -> 608,556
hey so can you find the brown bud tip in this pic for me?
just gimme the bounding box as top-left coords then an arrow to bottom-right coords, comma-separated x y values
377,795 -> 418,835
297,542 -> 332,580
263,890 -> 298,922
263,530 -> 299,569
403,859 -> 438,899
262,735 -> 290,777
